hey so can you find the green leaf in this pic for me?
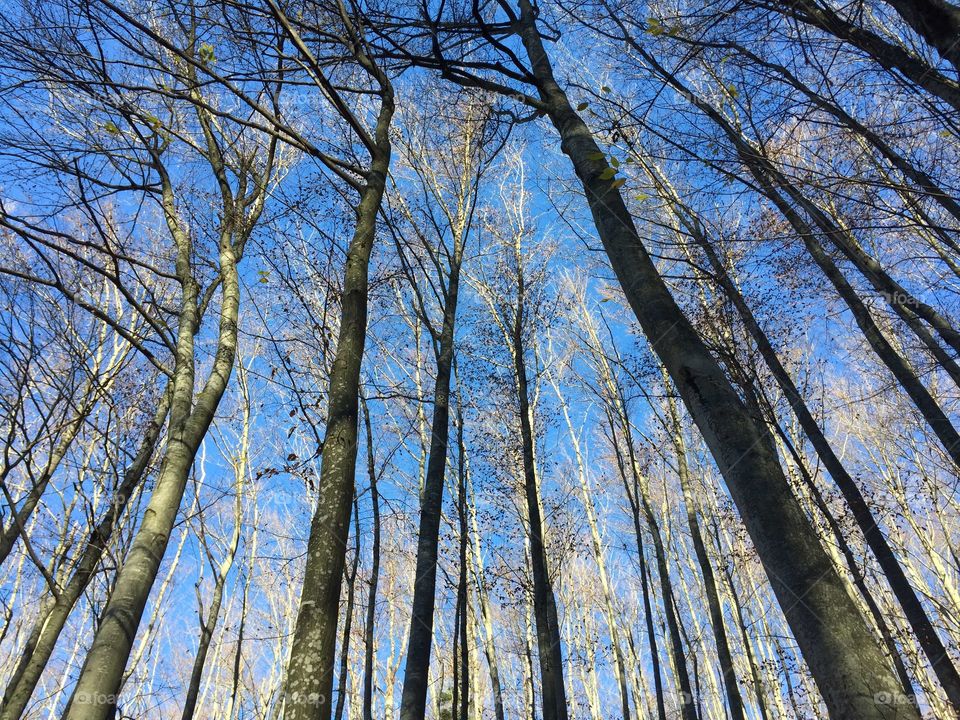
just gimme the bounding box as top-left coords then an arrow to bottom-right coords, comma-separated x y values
598,167 -> 617,180
635,192 -> 650,201
611,178 -> 626,189
586,151 -> 607,161
646,18 -> 664,36
601,85 -> 612,93
726,83 -> 739,98
610,156 -> 620,168
198,42 -> 216,64
576,101 -> 589,111
102,121 -> 121,136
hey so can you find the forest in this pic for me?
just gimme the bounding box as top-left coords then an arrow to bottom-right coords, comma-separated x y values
0,0 -> 958,718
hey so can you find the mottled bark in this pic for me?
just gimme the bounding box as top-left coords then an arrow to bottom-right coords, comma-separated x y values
284,87 -> 394,720
515,4 -> 917,715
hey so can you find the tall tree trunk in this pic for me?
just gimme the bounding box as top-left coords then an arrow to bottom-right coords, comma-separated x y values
62,188 -> 243,719
284,90 -> 393,720
182,363 -> 249,720
398,225 -> 465,720
606,409 -> 667,720
360,394 -> 380,720
513,292 -> 568,720
664,385 -> 745,720
646,160 -> 946,706
513,5 -> 917,716
548,370 -> 632,719
455,414 -> 470,720
709,515 -> 771,720
465,454 -> 506,720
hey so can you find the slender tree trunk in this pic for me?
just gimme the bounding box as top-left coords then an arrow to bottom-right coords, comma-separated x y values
182,364 -> 249,720
465,458 -> 506,720
664,386 -> 745,720
550,374 -> 633,718
709,516 -> 771,720
334,498 -> 361,720
455,415 -> 470,720
182,570 -> 228,720
513,5 -> 917,716
399,230 -> 464,720
606,408 -> 667,720
670,177 -> 959,707
360,394 -> 379,720
634,472 -> 697,720
513,297 -> 568,720
62,196 -> 242,719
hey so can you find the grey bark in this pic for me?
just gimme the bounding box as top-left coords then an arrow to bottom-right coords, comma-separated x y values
513,4 -> 918,716
283,81 -> 394,720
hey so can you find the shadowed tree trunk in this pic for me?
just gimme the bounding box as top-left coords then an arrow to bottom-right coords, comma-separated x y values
505,4 -> 918,716
284,87 -> 394,719
640,153 -> 953,708
883,0 -> 960,72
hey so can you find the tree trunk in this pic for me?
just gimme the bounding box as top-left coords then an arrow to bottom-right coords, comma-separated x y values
513,295 -> 569,720
882,0 -> 960,73
398,229 -> 464,720
284,91 -> 393,720
360,394 -> 380,720
606,408 -> 667,720
334,498 -> 361,720
62,205 -> 241,719
665,386 -> 745,720
514,4 -> 917,716
774,0 -> 960,112
657,163 -> 954,707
